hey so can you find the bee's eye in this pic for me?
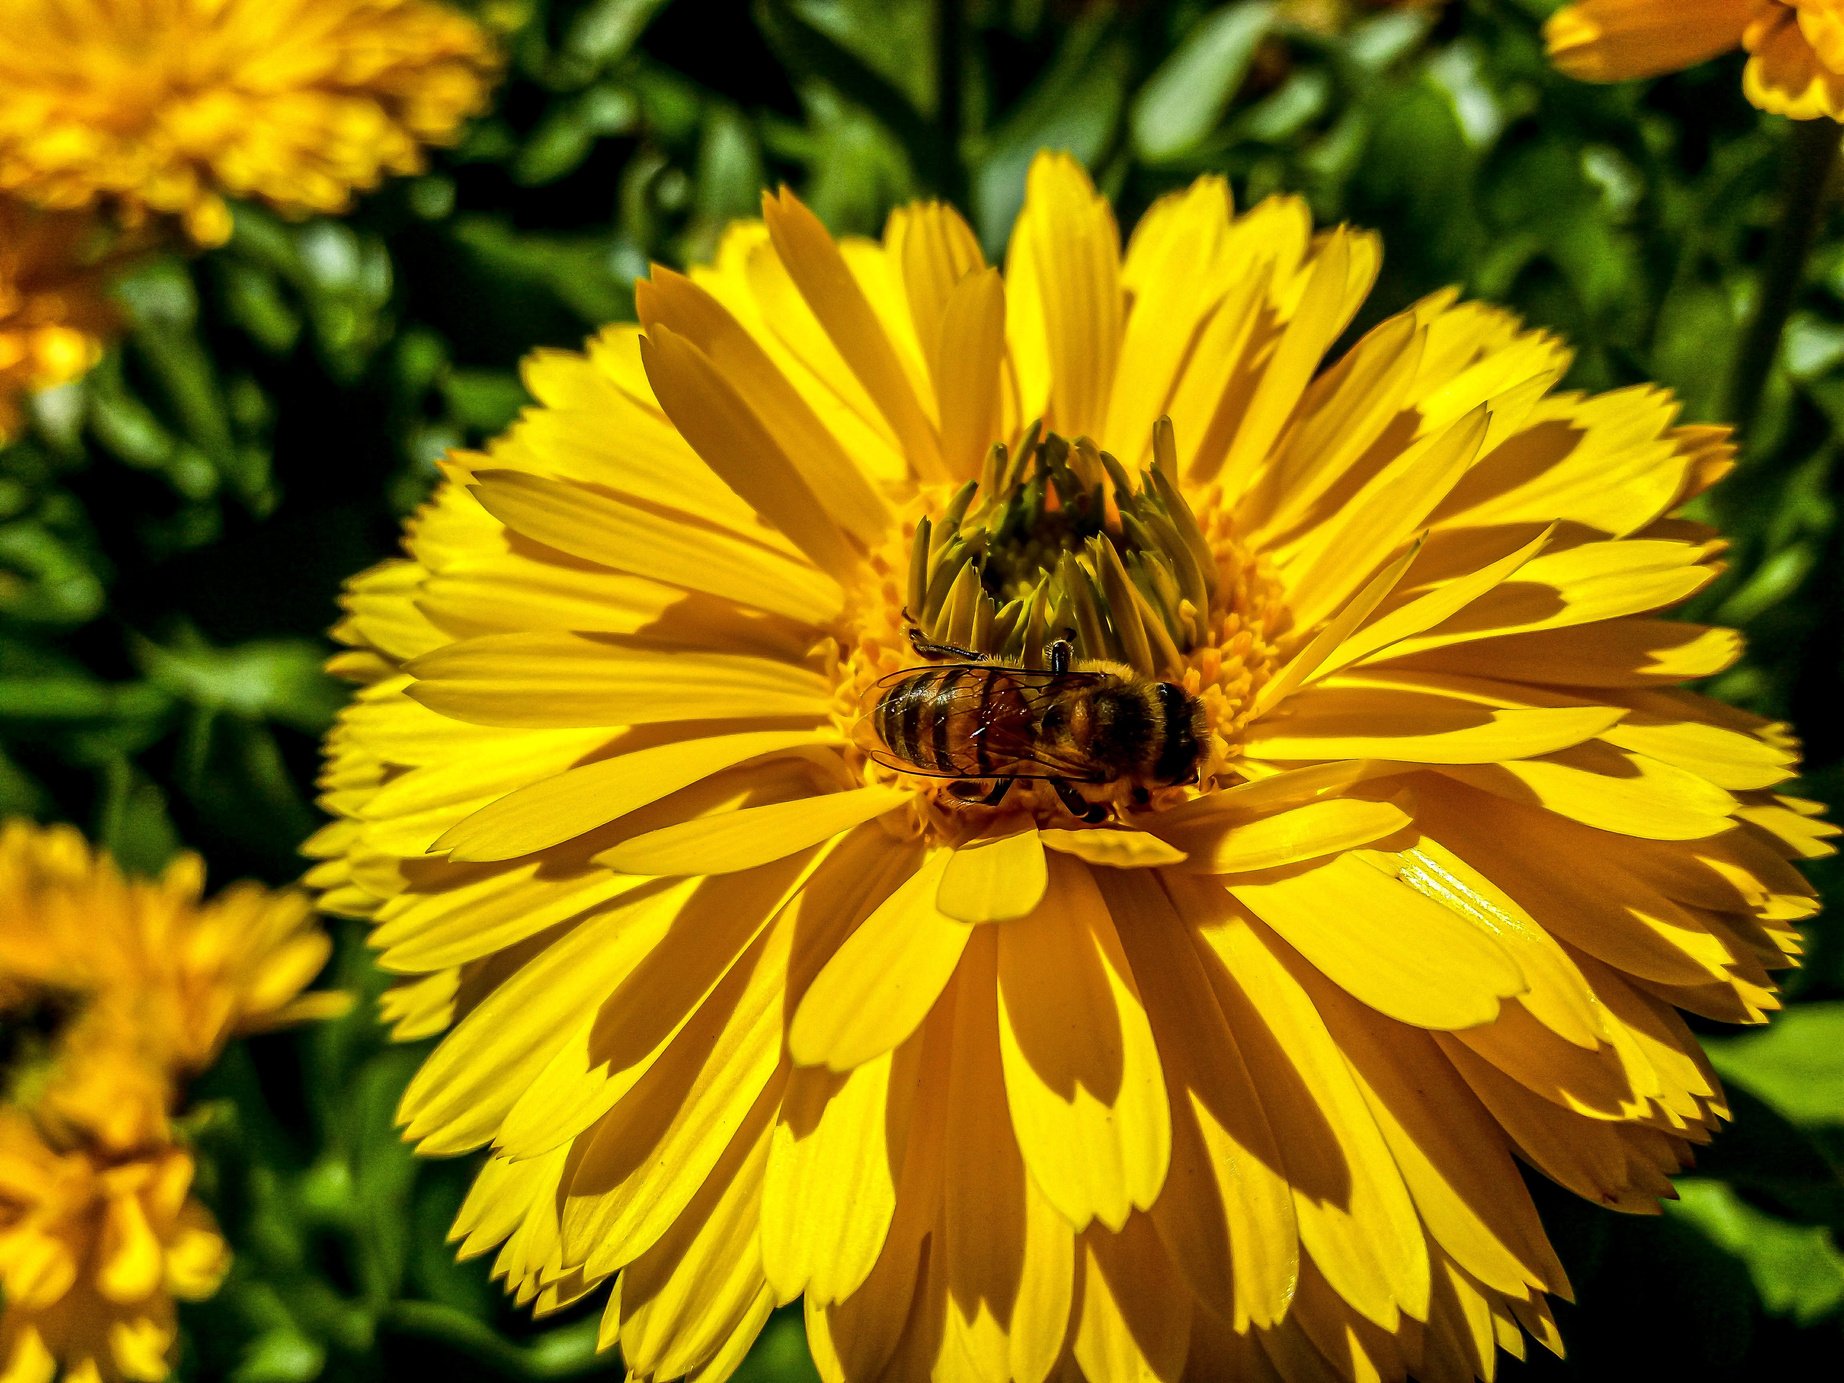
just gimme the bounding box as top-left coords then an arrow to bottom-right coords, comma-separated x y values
1042,707 -> 1065,733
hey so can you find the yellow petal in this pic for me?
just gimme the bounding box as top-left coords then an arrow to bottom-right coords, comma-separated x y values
494,853 -> 818,1162
398,879 -> 697,1152
1253,540 -> 1424,716
493,389 -> 754,526
805,995 -> 957,1383
407,634 -> 830,729
1277,404 -> 1490,633
1226,852 -> 1526,1030
636,269 -> 889,545
1105,175 -> 1236,463
1156,761 -> 1398,828
723,233 -> 910,485
611,1107 -> 774,1380
1603,714 -> 1795,792
1735,68 -> 1844,155
762,189 -> 944,479
1188,889 -> 1433,1328
1391,834 -> 1608,1051
940,932 -> 1074,1383
166,1213 -> 230,1303
1393,619 -> 1742,687
997,854 -> 1171,1231
1010,152 -> 1123,439
761,1054 -> 901,1306
1319,526 -> 1556,682
1214,226 -> 1376,495
1164,798 -> 1412,875
1328,1005 -> 1567,1298
96,1193 -> 164,1303
597,785 -> 913,876
1441,740 -> 1738,842
371,861 -> 646,972
437,730 -> 835,862
1103,869 -> 1299,1331
790,851 -> 972,1071
1038,828 -> 1188,869
937,829 -> 1049,922
564,919 -> 793,1276
1380,538 -> 1716,655
932,267 -> 1007,480
1250,311 -> 1426,540
1546,0 -> 1749,81
107,1315 -> 175,1381
637,325 -> 863,580
420,554 -> 813,657
1441,1040 -> 1679,1212
887,199 -> 986,349
1241,683 -> 1623,764
470,468 -> 843,625
1073,1218 -> 1192,1383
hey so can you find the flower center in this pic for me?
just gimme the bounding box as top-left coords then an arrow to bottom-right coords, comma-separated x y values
830,424 -> 1289,829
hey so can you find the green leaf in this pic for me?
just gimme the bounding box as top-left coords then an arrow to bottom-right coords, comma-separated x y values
1706,1003 -> 1844,1127
973,19 -> 1129,250
1671,1180 -> 1844,1324
1131,3 -> 1276,164
730,1306 -> 821,1383
133,635 -> 343,732
756,0 -> 934,178
231,1330 -> 326,1383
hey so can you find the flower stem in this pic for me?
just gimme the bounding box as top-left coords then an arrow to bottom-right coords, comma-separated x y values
933,0 -> 967,205
1725,119 -> 1841,438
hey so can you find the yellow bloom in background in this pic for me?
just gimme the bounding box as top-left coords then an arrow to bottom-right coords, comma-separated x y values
0,1112 -> 227,1383
0,819 -> 341,1150
311,153 -> 1833,1381
0,820 -> 338,1381
0,0 -> 500,246
1548,0 -> 1844,120
0,199 -> 116,443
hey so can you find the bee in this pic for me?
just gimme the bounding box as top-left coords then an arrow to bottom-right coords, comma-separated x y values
855,625 -> 1208,822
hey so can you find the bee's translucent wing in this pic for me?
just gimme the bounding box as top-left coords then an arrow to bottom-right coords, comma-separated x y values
854,664 -> 1114,782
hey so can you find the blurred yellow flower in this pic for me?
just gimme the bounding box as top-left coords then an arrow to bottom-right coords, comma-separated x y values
312,153 -> 1832,1382
0,820 -> 341,1151
0,199 -> 116,443
0,820 -> 339,1381
0,1112 -> 227,1383
0,0 -> 500,246
1548,0 -> 1844,120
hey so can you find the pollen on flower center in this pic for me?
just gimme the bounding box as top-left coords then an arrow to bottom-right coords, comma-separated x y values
829,421 -> 1290,823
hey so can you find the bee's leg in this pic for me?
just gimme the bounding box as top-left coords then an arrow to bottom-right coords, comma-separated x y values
908,625 -> 987,663
945,778 -> 1013,807
978,778 -> 1014,808
1050,778 -> 1108,823
1047,639 -> 1074,675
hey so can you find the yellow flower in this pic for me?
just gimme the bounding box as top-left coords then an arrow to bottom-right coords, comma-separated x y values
311,154 -> 1833,1382
1548,0 -> 1844,119
0,819 -> 341,1152
0,199 -> 116,442
0,1111 -> 227,1383
0,0 -> 500,246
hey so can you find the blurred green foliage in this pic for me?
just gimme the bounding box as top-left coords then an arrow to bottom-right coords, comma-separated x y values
3,0 -> 1842,1376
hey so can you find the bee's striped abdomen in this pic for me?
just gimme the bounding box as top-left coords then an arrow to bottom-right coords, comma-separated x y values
872,666 -> 1011,776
